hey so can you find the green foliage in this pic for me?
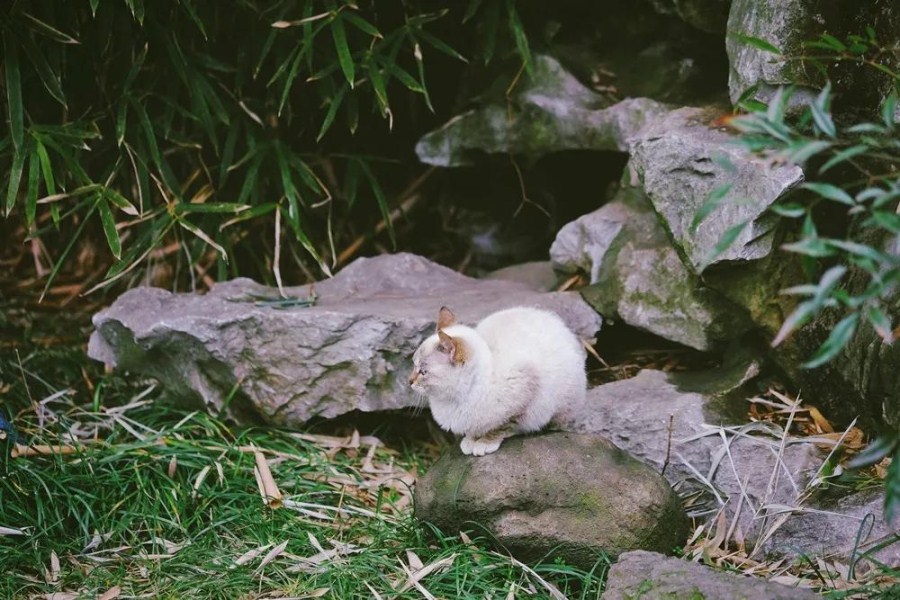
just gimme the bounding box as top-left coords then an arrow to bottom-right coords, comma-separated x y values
1,1 -> 538,291
718,32 -> 900,522
711,31 -> 900,365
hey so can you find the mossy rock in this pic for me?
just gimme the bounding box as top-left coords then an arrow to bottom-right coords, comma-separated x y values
414,432 -> 690,569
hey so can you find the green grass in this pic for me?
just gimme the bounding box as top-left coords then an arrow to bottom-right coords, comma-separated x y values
0,305 -> 608,599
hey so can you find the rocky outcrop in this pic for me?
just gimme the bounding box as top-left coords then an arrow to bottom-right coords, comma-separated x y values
414,432 -> 690,568
726,0 -> 900,113
88,253 -> 601,425
630,106 -> 803,273
550,183 -> 750,351
602,550 -> 819,599
415,55 -> 669,167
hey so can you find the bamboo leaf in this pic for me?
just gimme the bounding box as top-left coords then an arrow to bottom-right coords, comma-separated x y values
802,312 -> 859,369
178,218 -> 228,262
819,144 -> 868,174
35,140 -> 56,196
25,142 -> 39,226
733,33 -> 782,55
104,188 -> 139,216
175,202 -> 250,214
40,202 -> 97,301
772,300 -> 817,347
343,12 -> 381,38
98,195 -> 122,259
704,221 -> 748,266
506,0 -> 533,74
18,31 -> 67,107
4,34 -> 24,151
691,184 -> 732,231
883,92 -> 898,130
846,434 -> 899,470
463,0 -> 485,23
125,0 -> 146,24
5,148 -> 25,216
802,182 -> 854,206
357,160 -> 395,247
810,82 -> 836,138
769,203 -> 807,218
482,0 -> 501,64
21,13 -> 80,44
317,84 -> 348,141
331,15 -> 355,88
868,306 -> 894,345
130,97 -> 162,167
116,102 -> 128,147
415,30 -> 467,63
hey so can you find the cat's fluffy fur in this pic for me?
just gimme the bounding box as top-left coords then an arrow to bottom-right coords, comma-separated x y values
409,306 -> 586,456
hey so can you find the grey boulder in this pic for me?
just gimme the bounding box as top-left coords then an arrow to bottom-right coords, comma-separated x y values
726,0 -> 900,112
88,253 -> 601,425
602,550 -> 818,599
414,432 -> 690,569
550,182 -> 750,351
564,365 -> 827,554
630,106 -> 803,273
415,55 -> 669,167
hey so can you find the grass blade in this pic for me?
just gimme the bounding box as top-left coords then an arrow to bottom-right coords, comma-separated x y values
5,146 -> 26,216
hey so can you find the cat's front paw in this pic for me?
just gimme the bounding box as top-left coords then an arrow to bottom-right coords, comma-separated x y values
460,435 -> 504,456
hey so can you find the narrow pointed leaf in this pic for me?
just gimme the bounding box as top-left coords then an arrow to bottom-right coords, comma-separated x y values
802,182 -> 854,206
25,143 -> 39,226
802,312 -> 859,369
4,35 -> 24,151
178,218 -> 228,262
819,144 -> 868,174
506,0 -> 532,74
846,434 -> 899,470
868,306 -> 893,344
772,300 -> 817,347
98,196 -> 122,259
5,148 -> 25,216
331,16 -> 355,87
733,33 -> 782,55
691,184 -> 732,231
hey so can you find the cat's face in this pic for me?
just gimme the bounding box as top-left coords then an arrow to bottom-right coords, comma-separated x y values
409,307 -> 467,396
409,336 -> 456,395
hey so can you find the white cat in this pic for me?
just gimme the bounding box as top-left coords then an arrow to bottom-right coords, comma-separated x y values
409,306 -> 586,456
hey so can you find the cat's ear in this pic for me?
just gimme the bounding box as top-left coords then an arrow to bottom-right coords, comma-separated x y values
437,306 -> 456,332
438,330 -> 466,365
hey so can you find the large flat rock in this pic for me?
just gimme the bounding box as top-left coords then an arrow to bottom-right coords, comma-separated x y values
88,253 -> 601,425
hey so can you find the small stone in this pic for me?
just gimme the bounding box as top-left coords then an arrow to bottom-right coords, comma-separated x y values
414,432 -> 690,569
602,550 -> 819,599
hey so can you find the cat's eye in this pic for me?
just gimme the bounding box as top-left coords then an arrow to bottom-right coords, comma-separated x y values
418,367 -> 427,376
